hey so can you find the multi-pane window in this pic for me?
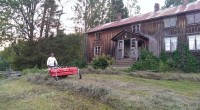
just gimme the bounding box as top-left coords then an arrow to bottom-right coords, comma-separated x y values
164,37 -> 177,51
95,33 -> 101,40
164,17 -> 177,28
187,12 -> 200,24
188,35 -> 200,50
132,24 -> 141,33
94,46 -> 101,55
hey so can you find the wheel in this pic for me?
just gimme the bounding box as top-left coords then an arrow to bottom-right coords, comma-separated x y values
78,68 -> 82,79
54,76 -> 59,81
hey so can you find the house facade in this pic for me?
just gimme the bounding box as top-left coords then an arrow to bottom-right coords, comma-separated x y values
85,1 -> 200,62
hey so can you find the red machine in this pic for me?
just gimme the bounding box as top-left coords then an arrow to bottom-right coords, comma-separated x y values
48,67 -> 82,80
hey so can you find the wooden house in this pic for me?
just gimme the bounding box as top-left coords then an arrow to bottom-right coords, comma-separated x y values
85,0 -> 200,65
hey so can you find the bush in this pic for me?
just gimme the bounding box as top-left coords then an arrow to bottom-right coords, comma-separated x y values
92,55 -> 109,70
0,34 -> 86,71
130,50 -> 159,71
91,54 -> 114,70
22,66 -> 47,75
0,57 -> 9,71
172,44 -> 199,73
67,59 -> 87,68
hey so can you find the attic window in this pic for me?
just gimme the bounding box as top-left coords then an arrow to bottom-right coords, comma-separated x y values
132,24 -> 141,33
187,12 -> 200,24
164,17 -> 177,28
95,33 -> 101,40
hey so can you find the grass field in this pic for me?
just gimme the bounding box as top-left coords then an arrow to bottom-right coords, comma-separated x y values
1,71 -> 200,110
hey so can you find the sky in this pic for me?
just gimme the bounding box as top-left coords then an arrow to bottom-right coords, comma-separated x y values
61,0 -> 166,33
138,0 -> 165,14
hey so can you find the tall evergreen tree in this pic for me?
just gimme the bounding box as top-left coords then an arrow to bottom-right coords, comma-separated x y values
163,0 -> 197,8
73,0 -> 109,32
106,0 -> 129,22
126,0 -> 140,16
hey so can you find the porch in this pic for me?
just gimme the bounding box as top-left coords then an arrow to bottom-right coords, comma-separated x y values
111,30 -> 149,62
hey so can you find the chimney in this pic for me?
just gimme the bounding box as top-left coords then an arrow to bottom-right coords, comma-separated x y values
154,3 -> 160,12
183,0 -> 189,5
116,13 -> 122,21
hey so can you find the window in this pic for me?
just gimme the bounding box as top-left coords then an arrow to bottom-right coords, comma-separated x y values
188,35 -> 200,50
163,17 -> 177,28
95,33 -> 101,40
164,37 -> 177,51
132,24 -> 141,33
94,46 -> 101,55
187,12 -> 200,24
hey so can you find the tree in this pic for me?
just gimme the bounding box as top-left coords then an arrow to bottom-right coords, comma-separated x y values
126,0 -> 140,16
106,0 -> 129,22
0,0 -> 40,41
73,0 -> 109,32
0,0 -> 64,41
35,0 -> 64,38
163,0 -> 197,8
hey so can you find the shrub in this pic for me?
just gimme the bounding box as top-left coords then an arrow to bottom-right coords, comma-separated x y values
130,50 -> 159,71
67,59 -> 87,68
0,57 -> 9,71
92,55 -> 109,69
22,66 -> 47,75
172,44 -> 199,73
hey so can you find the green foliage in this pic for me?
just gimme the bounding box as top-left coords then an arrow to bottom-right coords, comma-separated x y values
106,0 -> 129,22
68,59 -> 87,68
0,57 -> 9,71
22,66 -> 46,75
92,54 -> 114,70
172,44 -> 199,73
130,44 -> 199,73
131,50 -> 159,71
1,34 -> 86,71
163,0 -> 197,8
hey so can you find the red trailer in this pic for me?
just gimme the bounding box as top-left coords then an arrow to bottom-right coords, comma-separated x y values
48,67 -> 82,80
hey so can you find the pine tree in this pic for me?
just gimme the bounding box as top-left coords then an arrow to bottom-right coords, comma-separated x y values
163,0 -> 197,8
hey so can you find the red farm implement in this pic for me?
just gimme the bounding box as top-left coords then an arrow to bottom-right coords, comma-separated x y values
48,66 -> 82,80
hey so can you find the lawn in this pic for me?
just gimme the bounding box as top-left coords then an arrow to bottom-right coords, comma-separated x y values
1,72 -> 200,110
0,77 -> 112,110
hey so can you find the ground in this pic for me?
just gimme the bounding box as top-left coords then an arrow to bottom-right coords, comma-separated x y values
1,72 -> 200,110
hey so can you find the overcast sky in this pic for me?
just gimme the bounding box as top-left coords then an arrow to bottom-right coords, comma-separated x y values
61,0 -> 166,33
138,0 -> 165,13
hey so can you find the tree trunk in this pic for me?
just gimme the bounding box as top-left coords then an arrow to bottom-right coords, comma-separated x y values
40,0 -> 48,38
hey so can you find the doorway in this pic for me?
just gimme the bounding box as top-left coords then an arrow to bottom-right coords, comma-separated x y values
124,39 -> 130,58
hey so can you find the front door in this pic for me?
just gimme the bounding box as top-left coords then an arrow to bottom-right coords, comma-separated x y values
117,40 -> 124,59
130,38 -> 138,59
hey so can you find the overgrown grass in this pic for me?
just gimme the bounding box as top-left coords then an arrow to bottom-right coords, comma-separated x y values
0,77 -> 112,110
22,67 -> 47,75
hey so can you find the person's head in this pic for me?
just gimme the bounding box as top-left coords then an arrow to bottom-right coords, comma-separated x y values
51,53 -> 54,57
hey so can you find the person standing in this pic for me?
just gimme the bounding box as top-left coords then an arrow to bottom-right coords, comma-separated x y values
47,53 -> 58,68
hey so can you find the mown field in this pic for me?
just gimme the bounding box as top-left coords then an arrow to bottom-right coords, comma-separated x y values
1,71 -> 200,110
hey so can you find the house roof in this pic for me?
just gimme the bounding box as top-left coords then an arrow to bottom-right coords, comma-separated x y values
111,30 -> 148,41
86,1 -> 200,34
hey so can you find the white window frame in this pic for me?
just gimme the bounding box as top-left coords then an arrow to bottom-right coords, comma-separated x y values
132,24 -> 141,33
164,37 -> 178,52
188,34 -> 200,50
94,46 -> 101,56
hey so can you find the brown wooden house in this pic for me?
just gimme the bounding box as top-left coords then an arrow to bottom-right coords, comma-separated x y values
85,1 -> 200,65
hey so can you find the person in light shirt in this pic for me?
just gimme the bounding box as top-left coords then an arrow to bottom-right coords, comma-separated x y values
47,53 -> 58,68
